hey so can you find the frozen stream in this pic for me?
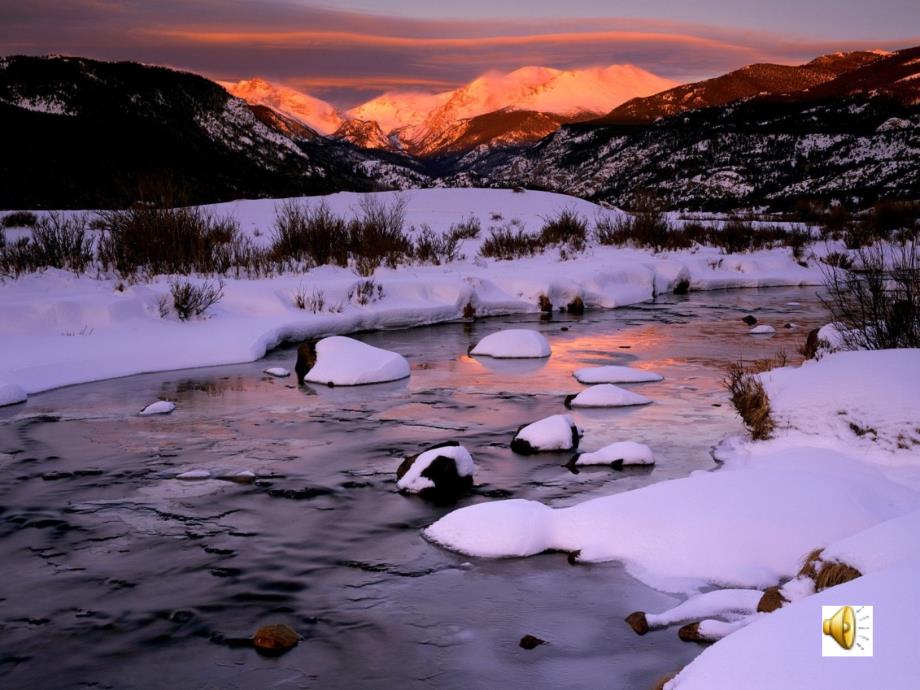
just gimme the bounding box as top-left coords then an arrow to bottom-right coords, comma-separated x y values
0,287 -> 829,689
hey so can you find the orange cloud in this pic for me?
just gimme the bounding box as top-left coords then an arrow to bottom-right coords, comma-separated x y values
147,28 -> 755,55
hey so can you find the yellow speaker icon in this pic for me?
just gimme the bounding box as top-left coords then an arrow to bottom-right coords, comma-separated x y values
822,605 -> 856,650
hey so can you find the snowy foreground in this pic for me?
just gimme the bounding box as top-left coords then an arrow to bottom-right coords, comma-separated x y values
0,188 -> 822,399
427,348 -> 920,688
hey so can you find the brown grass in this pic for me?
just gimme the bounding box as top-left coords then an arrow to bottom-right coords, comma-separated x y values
650,671 -> 679,690
757,585 -> 789,613
724,362 -> 775,440
796,548 -> 862,590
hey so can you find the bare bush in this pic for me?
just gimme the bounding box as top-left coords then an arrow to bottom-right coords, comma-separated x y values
348,195 -> 411,275
821,242 -> 920,350
96,205 -> 240,277
539,208 -> 588,253
348,278 -> 384,306
169,279 -> 224,320
0,213 -> 93,275
2,211 -> 38,228
272,200 -> 348,267
413,224 -> 461,265
479,224 -> 539,260
596,195 -> 679,251
449,216 -> 481,240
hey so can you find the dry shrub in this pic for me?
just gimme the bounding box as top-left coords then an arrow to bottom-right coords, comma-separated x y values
271,200 -> 348,267
539,208 -> 588,253
348,195 -> 411,275
821,242 -> 920,350
2,211 -> 38,228
462,301 -> 475,319
479,224 -> 539,260
724,362 -> 775,440
413,224 -> 461,265
169,279 -> 224,320
1,212 -> 93,275
796,548 -> 862,590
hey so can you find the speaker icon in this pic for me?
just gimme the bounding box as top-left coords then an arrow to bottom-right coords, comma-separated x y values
822,605 -> 855,650
821,605 -> 873,657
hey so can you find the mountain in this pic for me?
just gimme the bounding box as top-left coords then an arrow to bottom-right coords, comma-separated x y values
461,47 -> 920,210
219,77 -> 344,135
228,64 -> 676,158
590,51 -> 887,125
0,56 -> 424,208
385,65 -> 677,156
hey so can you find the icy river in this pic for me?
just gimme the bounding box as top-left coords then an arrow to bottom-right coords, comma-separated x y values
0,287 -> 829,689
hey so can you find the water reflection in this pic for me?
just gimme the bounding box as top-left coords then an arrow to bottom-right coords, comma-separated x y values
0,287 -> 831,690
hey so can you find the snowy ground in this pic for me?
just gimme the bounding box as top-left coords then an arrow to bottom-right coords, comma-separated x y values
0,188 -> 823,399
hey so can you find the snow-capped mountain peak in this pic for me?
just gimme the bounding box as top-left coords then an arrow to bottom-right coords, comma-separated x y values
219,77 -> 344,135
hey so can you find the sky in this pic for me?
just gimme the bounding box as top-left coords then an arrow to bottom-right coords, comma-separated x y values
1,0 -> 918,108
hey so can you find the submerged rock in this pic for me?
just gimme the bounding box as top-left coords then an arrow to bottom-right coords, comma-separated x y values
396,441 -> 474,501
252,623 -> 300,656
139,400 -> 175,416
573,365 -> 662,384
302,336 -> 409,386
570,441 -> 655,469
564,384 -> 652,408
749,325 -> 776,335
511,415 -> 579,455
470,329 -> 551,359
264,367 -> 290,378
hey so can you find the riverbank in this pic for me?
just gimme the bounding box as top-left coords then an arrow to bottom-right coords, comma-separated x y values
0,189 -> 823,400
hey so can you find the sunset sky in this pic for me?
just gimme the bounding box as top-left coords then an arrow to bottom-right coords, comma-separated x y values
2,0 -> 918,106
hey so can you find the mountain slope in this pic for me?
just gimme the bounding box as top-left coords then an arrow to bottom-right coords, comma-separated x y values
591,51 -> 886,125
0,56 -> 425,208
465,47 -> 920,210
219,77 -> 343,135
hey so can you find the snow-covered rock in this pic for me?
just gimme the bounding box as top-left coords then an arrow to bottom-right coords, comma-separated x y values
510,414 -> 579,455
176,469 -> 210,480
565,384 -> 652,408
470,329 -> 551,359
573,366 -> 663,384
572,441 -> 654,468
396,441 -> 475,498
263,366 -> 290,378
139,400 -> 175,416
0,382 -> 27,407
668,565 -> 919,689
303,336 -> 410,386
425,448 -> 919,593
749,324 -> 776,335
626,588 -> 762,635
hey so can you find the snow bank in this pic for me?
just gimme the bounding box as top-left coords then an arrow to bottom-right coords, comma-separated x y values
565,383 -> 652,408
668,565 -> 919,689
573,365 -> 663,384
0,382 -> 27,407
511,414 -> 579,454
396,444 -> 475,494
139,400 -> 175,416
574,441 -> 654,467
469,329 -> 551,359
646,589 -> 761,630
819,508 -> 920,575
749,324 -> 775,335
303,336 -> 409,386
425,448 -> 918,592
760,349 -> 920,461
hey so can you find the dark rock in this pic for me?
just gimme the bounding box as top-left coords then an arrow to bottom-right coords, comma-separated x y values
396,441 -> 473,502
742,315 -> 758,326
519,634 -> 546,650
672,278 -> 690,295
677,622 -> 710,643
252,623 -> 300,656
567,550 -> 581,565
294,341 -> 317,383
757,585 -> 789,613
538,294 -> 553,313
802,327 -> 821,359
560,326 -> 569,331
625,611 -> 649,635
566,296 -> 585,315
